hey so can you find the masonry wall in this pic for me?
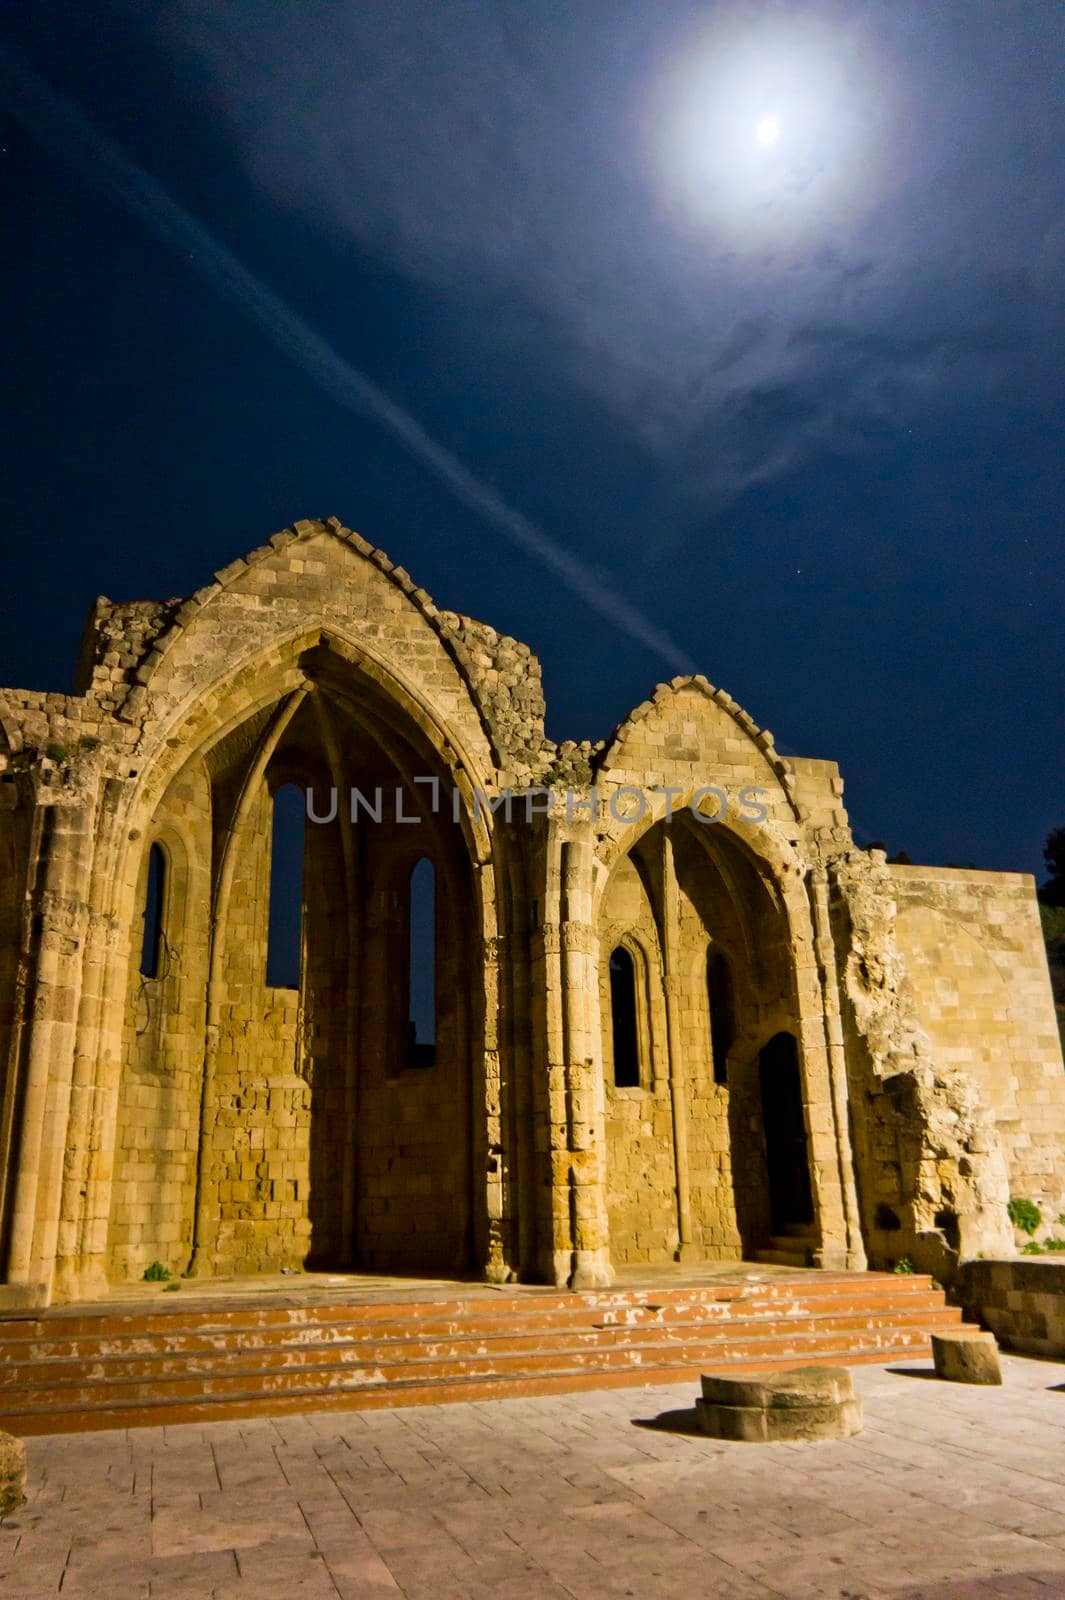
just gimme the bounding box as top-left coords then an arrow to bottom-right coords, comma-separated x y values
598,853 -> 679,1265
891,865 -> 1065,1217
107,763 -> 211,1281
352,809 -> 477,1275
957,1258 -> 1065,1358
7,515 -> 1062,1304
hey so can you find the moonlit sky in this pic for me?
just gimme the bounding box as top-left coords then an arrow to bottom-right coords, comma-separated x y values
2,0 -> 1063,874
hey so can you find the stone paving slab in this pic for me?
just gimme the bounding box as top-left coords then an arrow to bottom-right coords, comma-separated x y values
3,1355 -> 1065,1598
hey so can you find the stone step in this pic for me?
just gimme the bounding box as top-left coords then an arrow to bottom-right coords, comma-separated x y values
754,1250 -> 812,1268
0,1274 -> 945,1343
0,1305 -> 964,1390
0,1322 -> 948,1411
0,1272 -> 966,1436
0,1289 -> 954,1362
0,1338 -> 953,1438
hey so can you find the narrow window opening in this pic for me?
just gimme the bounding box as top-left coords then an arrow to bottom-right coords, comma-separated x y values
266,783 -> 305,989
139,842 -> 166,978
609,946 -> 641,1088
706,946 -> 734,1086
759,1031 -> 814,1231
408,857 -> 436,1067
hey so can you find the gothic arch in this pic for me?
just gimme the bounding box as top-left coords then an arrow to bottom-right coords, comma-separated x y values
63,620 -> 513,1293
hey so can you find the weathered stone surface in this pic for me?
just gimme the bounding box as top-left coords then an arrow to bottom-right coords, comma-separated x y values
931,1328 -> 1003,1385
697,1394 -> 864,1442
701,1365 -> 855,1409
957,1259 -> 1065,1358
0,515 -> 1062,1307
697,1365 -> 863,1441
0,1430 -> 26,1516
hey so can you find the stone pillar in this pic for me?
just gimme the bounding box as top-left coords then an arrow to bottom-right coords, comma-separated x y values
480,872 -> 513,1284
558,835 -> 613,1288
52,897 -> 122,1303
659,829 -> 701,1264
790,892 -> 852,1271
530,832 -> 568,1285
808,867 -> 867,1270
502,855 -> 538,1281
4,791 -> 96,1306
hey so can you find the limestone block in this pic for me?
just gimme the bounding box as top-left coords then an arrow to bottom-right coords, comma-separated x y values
0,1431 -> 26,1516
697,1366 -> 862,1442
931,1329 -> 1002,1385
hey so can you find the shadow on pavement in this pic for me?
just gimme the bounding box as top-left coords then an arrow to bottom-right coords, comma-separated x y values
631,1406 -> 705,1436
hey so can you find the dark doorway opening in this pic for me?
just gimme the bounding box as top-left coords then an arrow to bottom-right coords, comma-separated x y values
759,1032 -> 814,1233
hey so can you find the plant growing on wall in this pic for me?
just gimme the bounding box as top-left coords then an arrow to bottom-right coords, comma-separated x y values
1007,1197 -> 1042,1236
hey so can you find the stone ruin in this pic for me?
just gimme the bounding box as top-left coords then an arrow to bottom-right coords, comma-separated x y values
0,517 -> 1061,1309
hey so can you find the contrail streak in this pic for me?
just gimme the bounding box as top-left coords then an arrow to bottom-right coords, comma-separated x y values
1,46 -> 695,674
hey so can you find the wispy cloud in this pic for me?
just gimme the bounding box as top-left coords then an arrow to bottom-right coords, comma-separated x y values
144,0 -> 1065,513
0,43 -> 694,672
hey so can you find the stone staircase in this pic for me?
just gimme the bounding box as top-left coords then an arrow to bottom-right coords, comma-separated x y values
0,1272 -> 970,1436
754,1224 -> 818,1268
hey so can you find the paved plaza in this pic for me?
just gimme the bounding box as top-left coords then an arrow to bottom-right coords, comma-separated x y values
4,1355 -> 1065,1600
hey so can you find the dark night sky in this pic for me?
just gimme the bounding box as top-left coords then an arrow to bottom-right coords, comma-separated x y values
2,1 -> 1062,876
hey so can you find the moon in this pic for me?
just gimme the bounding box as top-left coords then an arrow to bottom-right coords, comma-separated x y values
755,115 -> 780,147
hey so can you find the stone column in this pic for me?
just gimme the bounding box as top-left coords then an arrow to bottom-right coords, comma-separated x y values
480,870 -> 513,1284
789,890 -> 852,1270
4,790 -> 96,1306
809,866 -> 867,1270
558,834 -> 613,1288
52,896 -> 122,1303
530,829 -> 568,1285
659,828 -> 701,1264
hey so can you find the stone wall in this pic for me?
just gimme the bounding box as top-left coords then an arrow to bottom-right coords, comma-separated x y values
830,851 -> 1016,1279
107,762 -> 212,1280
587,678 -> 861,1272
891,865 -> 1065,1223
598,851 -> 681,1265
957,1258 -> 1065,1358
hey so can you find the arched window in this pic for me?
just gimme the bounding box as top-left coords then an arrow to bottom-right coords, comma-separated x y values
408,857 -> 436,1067
706,946 -> 734,1086
609,946 -> 641,1088
266,783 -> 305,989
139,842 -> 166,978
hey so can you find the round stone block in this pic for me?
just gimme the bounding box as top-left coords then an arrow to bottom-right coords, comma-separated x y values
931,1329 -> 1002,1385
696,1365 -> 863,1443
697,1395 -> 863,1442
701,1365 -> 855,1409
